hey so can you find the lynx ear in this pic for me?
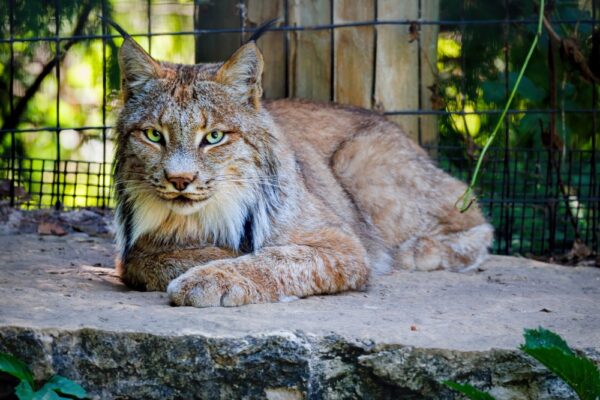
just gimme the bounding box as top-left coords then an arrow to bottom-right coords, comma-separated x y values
119,38 -> 162,100
215,42 -> 264,108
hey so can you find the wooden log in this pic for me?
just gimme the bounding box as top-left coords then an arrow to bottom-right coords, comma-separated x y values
374,0 -> 419,141
333,0 -> 375,108
246,0 -> 286,99
288,0 -> 331,101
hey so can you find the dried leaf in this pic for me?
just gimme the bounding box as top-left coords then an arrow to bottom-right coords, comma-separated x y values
571,240 -> 592,260
37,222 -> 68,237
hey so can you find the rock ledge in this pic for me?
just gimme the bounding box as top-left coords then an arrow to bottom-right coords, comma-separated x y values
0,233 -> 599,399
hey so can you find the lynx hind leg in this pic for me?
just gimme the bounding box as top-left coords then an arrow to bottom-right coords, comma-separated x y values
331,128 -> 432,249
395,223 -> 494,272
331,126 -> 493,272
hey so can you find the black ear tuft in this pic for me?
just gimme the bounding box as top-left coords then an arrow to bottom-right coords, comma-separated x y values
102,17 -> 162,100
100,16 -> 132,40
245,18 -> 280,44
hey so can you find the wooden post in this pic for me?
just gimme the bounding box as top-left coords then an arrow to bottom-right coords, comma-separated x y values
374,0 -> 419,140
194,0 -> 243,63
246,0 -> 286,99
333,0 -> 375,108
287,0 -> 331,101
419,0 -> 440,147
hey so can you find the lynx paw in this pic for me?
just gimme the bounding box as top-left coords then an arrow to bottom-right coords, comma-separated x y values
167,265 -> 267,307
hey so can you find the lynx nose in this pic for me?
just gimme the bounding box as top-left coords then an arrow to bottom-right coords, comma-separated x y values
165,171 -> 195,191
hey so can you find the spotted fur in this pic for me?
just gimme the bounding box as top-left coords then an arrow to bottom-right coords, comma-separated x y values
113,36 -> 493,306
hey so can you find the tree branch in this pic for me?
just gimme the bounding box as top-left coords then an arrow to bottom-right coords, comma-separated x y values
542,14 -> 600,84
1,0 -> 95,134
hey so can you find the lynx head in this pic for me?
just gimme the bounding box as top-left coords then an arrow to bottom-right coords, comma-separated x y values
114,37 -> 281,258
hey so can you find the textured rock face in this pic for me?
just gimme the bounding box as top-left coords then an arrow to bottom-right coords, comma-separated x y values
0,229 -> 599,399
0,328 -> 587,399
1,328 -> 312,399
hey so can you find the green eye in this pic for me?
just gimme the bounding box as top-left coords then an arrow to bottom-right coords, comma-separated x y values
144,129 -> 163,144
205,130 -> 225,145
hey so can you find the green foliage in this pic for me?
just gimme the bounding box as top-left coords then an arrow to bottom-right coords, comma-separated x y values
15,381 -> 35,399
0,0 -> 118,157
43,375 -> 88,399
0,352 -> 34,387
442,381 -> 496,400
521,327 -> 600,400
0,352 -> 87,400
439,0 -> 599,149
456,0 -> 545,212
436,138 -> 596,255
437,0 -> 599,248
0,0 -> 199,208
482,73 -> 545,105
443,328 -> 600,400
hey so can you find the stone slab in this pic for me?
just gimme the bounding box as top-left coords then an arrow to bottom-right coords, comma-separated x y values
0,232 -> 599,399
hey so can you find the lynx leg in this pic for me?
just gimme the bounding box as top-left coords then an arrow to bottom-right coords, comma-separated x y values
331,127 -> 493,272
396,223 -> 494,272
167,232 -> 369,307
331,129 -> 444,247
119,247 -> 236,291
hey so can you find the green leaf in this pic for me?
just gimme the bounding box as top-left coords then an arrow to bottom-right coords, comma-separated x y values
482,73 -> 544,105
0,352 -> 35,387
15,380 -> 35,400
510,73 -> 544,103
443,380 -> 497,400
520,328 -> 600,400
481,80 -> 505,104
522,327 -> 574,355
31,385 -> 63,400
518,113 -> 548,136
43,375 -> 87,399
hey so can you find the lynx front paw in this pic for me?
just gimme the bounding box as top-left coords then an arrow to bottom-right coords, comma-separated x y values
167,265 -> 271,307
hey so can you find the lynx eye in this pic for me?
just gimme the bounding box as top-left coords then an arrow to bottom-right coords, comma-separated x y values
205,130 -> 225,145
144,129 -> 163,144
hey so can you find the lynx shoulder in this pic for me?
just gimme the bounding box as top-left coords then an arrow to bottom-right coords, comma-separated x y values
113,33 -> 493,308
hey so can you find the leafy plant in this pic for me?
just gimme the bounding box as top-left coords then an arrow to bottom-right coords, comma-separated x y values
456,0 -> 545,212
521,327 -> 600,400
443,327 -> 600,400
442,380 -> 495,400
436,0 -> 599,256
439,0 -> 599,149
0,352 -> 87,400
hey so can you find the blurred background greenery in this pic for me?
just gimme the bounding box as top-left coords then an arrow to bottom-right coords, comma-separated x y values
435,0 -> 599,256
0,0 -> 598,257
438,0 -> 598,150
0,0 -> 196,160
0,0 -> 197,207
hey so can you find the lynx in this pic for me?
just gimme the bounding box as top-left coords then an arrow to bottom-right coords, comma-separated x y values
113,29 -> 493,308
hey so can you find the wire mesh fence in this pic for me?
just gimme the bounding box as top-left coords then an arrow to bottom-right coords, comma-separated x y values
2,145 -> 598,257
0,0 -> 598,259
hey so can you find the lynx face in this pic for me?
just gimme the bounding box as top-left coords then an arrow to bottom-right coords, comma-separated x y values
115,38 -> 280,253
119,79 -> 265,216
